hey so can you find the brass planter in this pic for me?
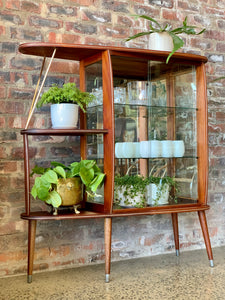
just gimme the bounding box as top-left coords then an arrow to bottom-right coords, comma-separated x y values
53,178 -> 83,215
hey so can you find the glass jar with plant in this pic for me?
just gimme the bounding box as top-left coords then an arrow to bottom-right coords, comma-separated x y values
126,16 -> 205,63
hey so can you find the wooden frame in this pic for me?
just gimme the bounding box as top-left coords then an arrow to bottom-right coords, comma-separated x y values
19,43 -> 213,283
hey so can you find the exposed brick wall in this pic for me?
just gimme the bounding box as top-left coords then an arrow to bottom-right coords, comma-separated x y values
0,0 -> 225,277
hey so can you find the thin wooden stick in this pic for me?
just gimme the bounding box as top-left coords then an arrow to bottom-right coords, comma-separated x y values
25,48 -> 57,129
27,56 -> 46,122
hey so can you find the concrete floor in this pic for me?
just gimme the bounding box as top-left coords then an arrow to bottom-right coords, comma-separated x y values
0,246 -> 225,300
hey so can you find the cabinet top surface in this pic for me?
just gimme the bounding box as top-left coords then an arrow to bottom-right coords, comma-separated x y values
18,42 -> 207,64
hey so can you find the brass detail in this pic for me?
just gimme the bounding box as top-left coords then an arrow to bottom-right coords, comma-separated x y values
57,178 -> 83,206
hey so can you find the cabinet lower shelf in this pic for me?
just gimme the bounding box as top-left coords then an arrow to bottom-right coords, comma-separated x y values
21,203 -> 210,221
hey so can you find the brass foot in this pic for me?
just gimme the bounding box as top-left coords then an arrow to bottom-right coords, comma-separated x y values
73,204 -> 81,214
53,207 -> 58,215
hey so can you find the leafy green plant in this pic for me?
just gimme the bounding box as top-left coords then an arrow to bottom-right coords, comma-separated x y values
37,83 -> 95,112
31,160 -> 105,208
114,174 -> 178,207
145,175 -> 178,205
114,175 -> 146,208
126,15 -> 205,63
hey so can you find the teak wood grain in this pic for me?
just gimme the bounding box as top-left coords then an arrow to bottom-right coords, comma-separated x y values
19,42 -> 213,283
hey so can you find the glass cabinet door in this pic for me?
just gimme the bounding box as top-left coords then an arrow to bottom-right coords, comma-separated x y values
112,56 -> 198,209
85,60 -> 105,205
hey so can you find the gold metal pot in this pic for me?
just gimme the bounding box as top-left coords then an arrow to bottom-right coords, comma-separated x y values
56,177 -> 83,206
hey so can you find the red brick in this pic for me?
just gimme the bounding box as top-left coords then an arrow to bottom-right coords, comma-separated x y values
0,176 -> 10,191
7,116 -> 27,129
0,26 -> 5,35
48,32 -> 82,44
162,9 -> 180,21
21,1 -> 41,13
209,146 -> 225,157
216,43 -> 225,52
205,6 -> 224,17
205,30 -> 225,41
0,162 -> 17,173
84,36 -> 115,46
10,176 -> 25,190
49,60 -> 79,74
0,146 -> 7,159
33,263 -> 49,271
74,0 -> 97,6
11,146 -> 35,160
10,72 -> 29,85
190,38 -> 212,51
5,0 -> 20,9
5,102 -> 24,114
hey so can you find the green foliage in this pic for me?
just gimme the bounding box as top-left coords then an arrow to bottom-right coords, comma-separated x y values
126,15 -> 205,63
31,160 -> 105,208
114,174 -> 178,207
114,175 -> 146,208
37,83 -> 95,112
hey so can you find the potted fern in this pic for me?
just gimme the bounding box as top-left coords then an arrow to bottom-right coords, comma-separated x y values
38,83 -> 95,129
126,16 -> 205,63
31,159 -> 105,215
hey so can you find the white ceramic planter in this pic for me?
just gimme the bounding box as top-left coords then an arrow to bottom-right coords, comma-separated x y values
149,32 -> 173,51
145,183 -> 169,205
115,186 -> 145,207
50,103 -> 79,129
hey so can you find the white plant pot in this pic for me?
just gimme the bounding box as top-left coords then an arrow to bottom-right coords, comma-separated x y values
50,103 -> 79,129
145,183 -> 170,205
149,32 -> 174,52
115,186 -> 145,207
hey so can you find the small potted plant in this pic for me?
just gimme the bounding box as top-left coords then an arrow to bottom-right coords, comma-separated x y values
114,175 -> 147,208
31,159 -> 105,215
145,175 -> 177,206
126,16 -> 205,63
38,82 -> 95,129
114,174 -> 177,207
114,164 -> 178,208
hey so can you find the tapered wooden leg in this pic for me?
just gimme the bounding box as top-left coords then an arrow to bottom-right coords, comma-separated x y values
198,211 -> 214,267
27,220 -> 37,283
171,213 -> 179,256
104,217 -> 112,283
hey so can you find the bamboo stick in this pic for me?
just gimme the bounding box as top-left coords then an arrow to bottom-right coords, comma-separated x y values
25,48 -> 57,129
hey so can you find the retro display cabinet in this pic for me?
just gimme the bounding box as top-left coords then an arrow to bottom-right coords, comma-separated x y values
19,43 -> 213,283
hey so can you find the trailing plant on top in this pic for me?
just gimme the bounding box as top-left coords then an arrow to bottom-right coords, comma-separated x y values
126,15 -> 205,63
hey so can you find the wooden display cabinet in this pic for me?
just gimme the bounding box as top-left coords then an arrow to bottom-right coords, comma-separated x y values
19,43 -> 213,283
